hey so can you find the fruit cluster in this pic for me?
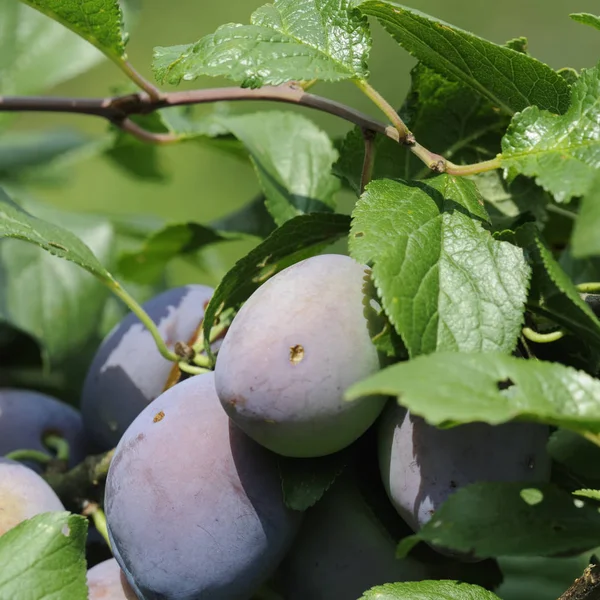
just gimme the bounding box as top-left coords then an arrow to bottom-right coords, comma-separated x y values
0,254 -> 551,599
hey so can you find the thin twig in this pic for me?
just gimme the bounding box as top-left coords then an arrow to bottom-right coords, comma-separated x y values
360,127 -> 376,194
0,84 -> 396,141
0,82 -> 502,176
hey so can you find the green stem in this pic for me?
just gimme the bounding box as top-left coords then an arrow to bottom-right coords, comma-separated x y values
355,79 -> 411,142
116,60 -> 162,101
85,503 -> 111,549
546,203 -> 577,221
4,449 -> 51,465
178,362 -> 211,376
577,282 -> 600,294
44,434 -> 70,462
445,156 -> 502,176
409,142 -> 446,173
108,281 -> 179,362
192,353 -> 212,368
522,326 -> 565,344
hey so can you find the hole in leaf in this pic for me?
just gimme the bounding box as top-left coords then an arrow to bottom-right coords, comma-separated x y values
496,378 -> 515,391
61,524 -> 71,537
520,488 -> 544,505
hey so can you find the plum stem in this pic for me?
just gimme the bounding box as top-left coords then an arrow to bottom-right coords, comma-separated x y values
4,449 -> 51,465
522,326 -> 565,344
43,434 -> 70,462
83,502 -> 111,549
577,282 -> 600,294
191,353 -> 212,368
108,281 -> 179,363
178,362 -> 211,376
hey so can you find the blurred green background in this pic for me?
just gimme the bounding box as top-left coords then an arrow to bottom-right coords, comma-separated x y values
8,0 -> 600,287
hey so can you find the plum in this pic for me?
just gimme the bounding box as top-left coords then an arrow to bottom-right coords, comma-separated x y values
87,558 -> 137,600
105,371 -> 301,600
0,457 -> 64,536
215,254 -> 385,458
274,475 -> 434,600
0,388 -> 86,470
81,284 -> 214,450
378,403 -> 551,535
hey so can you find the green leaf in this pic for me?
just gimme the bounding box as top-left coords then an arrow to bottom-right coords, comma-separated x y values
548,429 -> 600,481
335,64 -> 507,191
497,555 -> 591,600
118,222 -> 242,285
211,195 -> 276,239
0,198 -> 115,366
396,483 -> 600,558
0,188 -> 112,282
501,223 -> 600,348
357,1 -> 570,115
220,112 -> 339,225
202,213 -> 350,353
573,172 -> 600,257
359,581 -> 501,600
573,489 -> 600,501
153,0 -> 370,87
475,172 -> 548,232
346,352 -> 600,433
501,64 -> 600,203
279,453 -> 347,511
0,129 -> 90,181
349,176 -> 529,356
559,247 -> 600,286
104,104 -> 238,181
0,512 -> 87,599
571,13 -> 600,32
0,2 -> 107,98
21,0 -> 127,62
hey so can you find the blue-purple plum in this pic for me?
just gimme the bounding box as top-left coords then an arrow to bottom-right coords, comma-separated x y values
105,372 -> 301,600
274,475 -> 434,600
378,404 -> 551,537
81,285 -> 213,450
87,558 -> 137,600
215,254 -> 385,458
0,388 -> 86,469
0,457 -> 64,536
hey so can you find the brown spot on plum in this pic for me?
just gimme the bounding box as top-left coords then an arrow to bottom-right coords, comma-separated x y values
289,344 -> 304,364
229,397 -> 247,408
153,411 -> 165,423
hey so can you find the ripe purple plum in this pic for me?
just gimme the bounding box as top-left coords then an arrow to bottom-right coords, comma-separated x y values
87,558 -> 137,600
0,457 -> 64,536
0,388 -> 86,470
105,372 -> 301,600
378,404 -> 551,535
81,285 -> 213,450
215,254 -> 385,458
274,475 -> 434,600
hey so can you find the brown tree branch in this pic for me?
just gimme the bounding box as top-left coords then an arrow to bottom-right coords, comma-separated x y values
558,563 -> 600,600
0,84 -> 399,144
0,82 -> 502,176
